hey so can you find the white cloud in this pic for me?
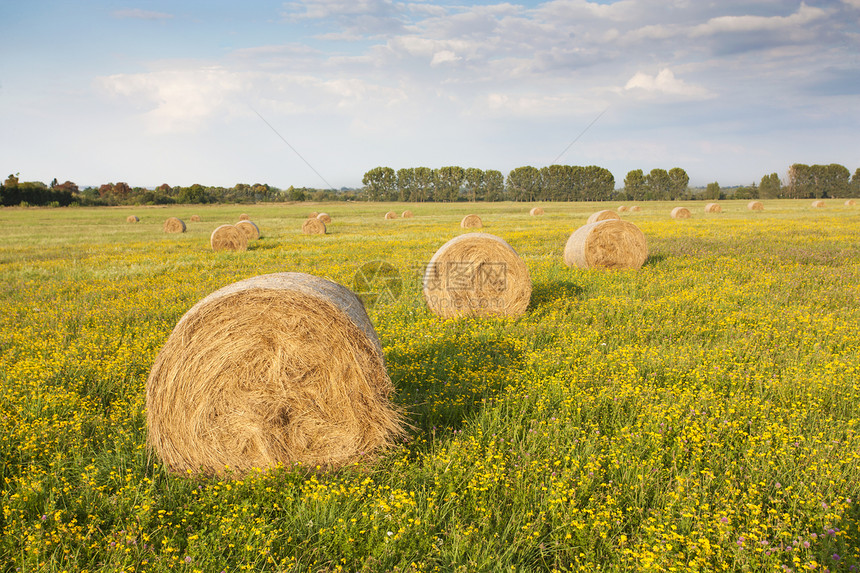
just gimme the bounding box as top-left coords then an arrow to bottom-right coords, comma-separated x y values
430,50 -> 461,66
112,8 -> 173,20
691,3 -> 826,36
624,68 -> 713,99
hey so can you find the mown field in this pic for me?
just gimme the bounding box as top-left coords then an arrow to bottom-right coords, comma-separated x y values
1,200 -> 859,572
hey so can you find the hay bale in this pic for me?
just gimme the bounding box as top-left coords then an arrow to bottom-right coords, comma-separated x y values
210,224 -> 248,252
747,201 -> 764,211
164,217 -> 186,233
586,210 -> 621,224
845,199 -> 856,207
402,210 -> 414,218
423,233 -> 531,318
317,213 -> 332,224
529,207 -> 544,216
630,206 -> 642,212
236,220 -> 261,241
460,214 -> 483,229
811,200 -> 825,208
704,203 -> 722,213
191,215 -> 201,222
384,211 -> 398,219
308,211 -> 319,218
146,272 -> 405,476
617,206 -> 627,213
302,218 -> 327,235
563,219 -> 648,270
126,215 -> 139,223
239,213 -> 250,220
670,207 -> 691,219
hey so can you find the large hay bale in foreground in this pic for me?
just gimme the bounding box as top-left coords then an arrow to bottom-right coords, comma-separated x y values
317,212 -> 332,224
423,233 -> 531,318
704,203 -> 722,213
564,219 -> 648,270
846,200 -> 857,207
747,201 -> 764,211
812,200 -> 825,208
235,220 -> 260,241
238,213 -> 250,221
529,207 -> 544,216
384,211 -> 397,219
402,210 -> 414,218
210,224 -> 248,252
460,214 -> 483,229
586,210 -> 621,224
302,218 -> 326,235
146,272 -> 405,476
671,207 -> 691,219
127,215 -> 139,223
164,217 -> 186,233
308,211 -> 319,218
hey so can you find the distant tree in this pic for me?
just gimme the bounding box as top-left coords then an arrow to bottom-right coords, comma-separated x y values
582,165 -> 614,201
851,168 -> 860,197
645,168 -> 672,200
287,186 -> 306,202
733,183 -> 758,200
434,166 -> 466,202
362,166 -> 396,201
624,169 -> 646,201
787,164 -> 815,198
464,167 -> 484,202
506,166 -> 541,202
4,173 -> 19,188
759,173 -> 781,199
704,181 -> 722,200
540,165 -> 572,201
668,167 -> 690,200
396,168 -> 415,202
484,169 -> 505,201
820,163 -> 850,198
413,167 -> 434,201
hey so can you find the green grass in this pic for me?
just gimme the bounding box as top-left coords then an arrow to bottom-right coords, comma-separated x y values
1,200 -> 859,572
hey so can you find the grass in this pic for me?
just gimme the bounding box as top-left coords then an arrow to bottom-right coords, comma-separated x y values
1,199 -> 859,572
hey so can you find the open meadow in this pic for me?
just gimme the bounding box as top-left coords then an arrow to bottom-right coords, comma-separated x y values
1,200 -> 859,572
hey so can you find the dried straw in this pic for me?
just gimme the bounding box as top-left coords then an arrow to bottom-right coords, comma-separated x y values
239,213 -> 250,221
146,272 -> 405,476
127,215 -> 139,223
423,233 -> 531,318
384,211 -> 398,219
671,207 -> 691,219
302,218 -> 327,235
704,203 -> 722,213
529,207 -> 544,216
210,224 -> 248,252
191,215 -> 202,222
586,210 -> 621,224
747,201 -> 764,211
630,206 -> 642,212
811,200 -> 825,208
845,200 -> 857,207
309,212 -> 319,218
236,220 -> 261,241
402,210 -> 414,218
317,213 -> 332,224
564,219 -> 648,270
460,214 -> 483,229
164,217 -> 186,233
617,206 -> 627,213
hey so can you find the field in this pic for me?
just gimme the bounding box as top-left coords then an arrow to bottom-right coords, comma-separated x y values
1,200 -> 859,572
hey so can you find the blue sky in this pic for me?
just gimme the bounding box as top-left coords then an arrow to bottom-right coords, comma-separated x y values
2,0 -> 858,190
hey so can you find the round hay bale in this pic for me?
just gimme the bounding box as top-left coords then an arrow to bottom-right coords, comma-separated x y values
747,201 -> 764,211
164,217 -> 186,233
239,213 -> 250,221
423,233 -> 531,318
302,217 -> 327,235
126,215 -> 139,223
630,206 -> 642,212
811,200 -> 825,208
586,210 -> 621,224
617,206 -> 627,213
563,219 -> 648,270
704,203 -> 722,214
384,211 -> 398,219
529,207 -> 544,216
190,215 -> 202,222
670,207 -> 691,219
146,272 -> 405,476
235,220 -> 261,241
210,224 -> 248,252
460,214 -> 483,229
402,210 -> 414,218
308,211 -> 319,218
845,199 -> 856,207
317,212 -> 332,224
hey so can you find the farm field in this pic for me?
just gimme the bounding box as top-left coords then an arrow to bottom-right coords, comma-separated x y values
1,200 -> 859,572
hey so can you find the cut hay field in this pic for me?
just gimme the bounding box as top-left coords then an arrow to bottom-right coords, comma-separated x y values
1,200 -> 859,572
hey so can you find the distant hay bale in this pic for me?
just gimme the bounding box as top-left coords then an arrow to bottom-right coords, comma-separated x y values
845,200 -> 857,207
747,201 -> 764,211
146,272 -> 405,476
671,207 -> 691,219
529,207 -> 544,216
630,206 -> 642,212
586,210 -> 621,224
617,206 -> 627,213
563,219 -> 648,270
423,233 -> 531,319
163,217 -> 186,233
210,224 -> 248,252
126,215 -> 139,223
704,203 -> 722,213
308,212 -> 319,218
460,214 -> 483,229
235,220 -> 261,241
190,215 -> 202,222
302,218 -> 327,235
402,210 -> 414,218
384,211 -> 398,219
239,213 -> 250,220
317,212 -> 332,224
811,200 -> 825,208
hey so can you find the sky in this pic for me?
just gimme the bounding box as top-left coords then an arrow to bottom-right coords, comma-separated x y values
1,0 -> 859,190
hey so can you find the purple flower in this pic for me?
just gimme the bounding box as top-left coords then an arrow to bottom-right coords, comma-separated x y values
832,554 -> 840,561
184,556 -> 192,564
720,517 -> 728,524
803,541 -> 810,549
